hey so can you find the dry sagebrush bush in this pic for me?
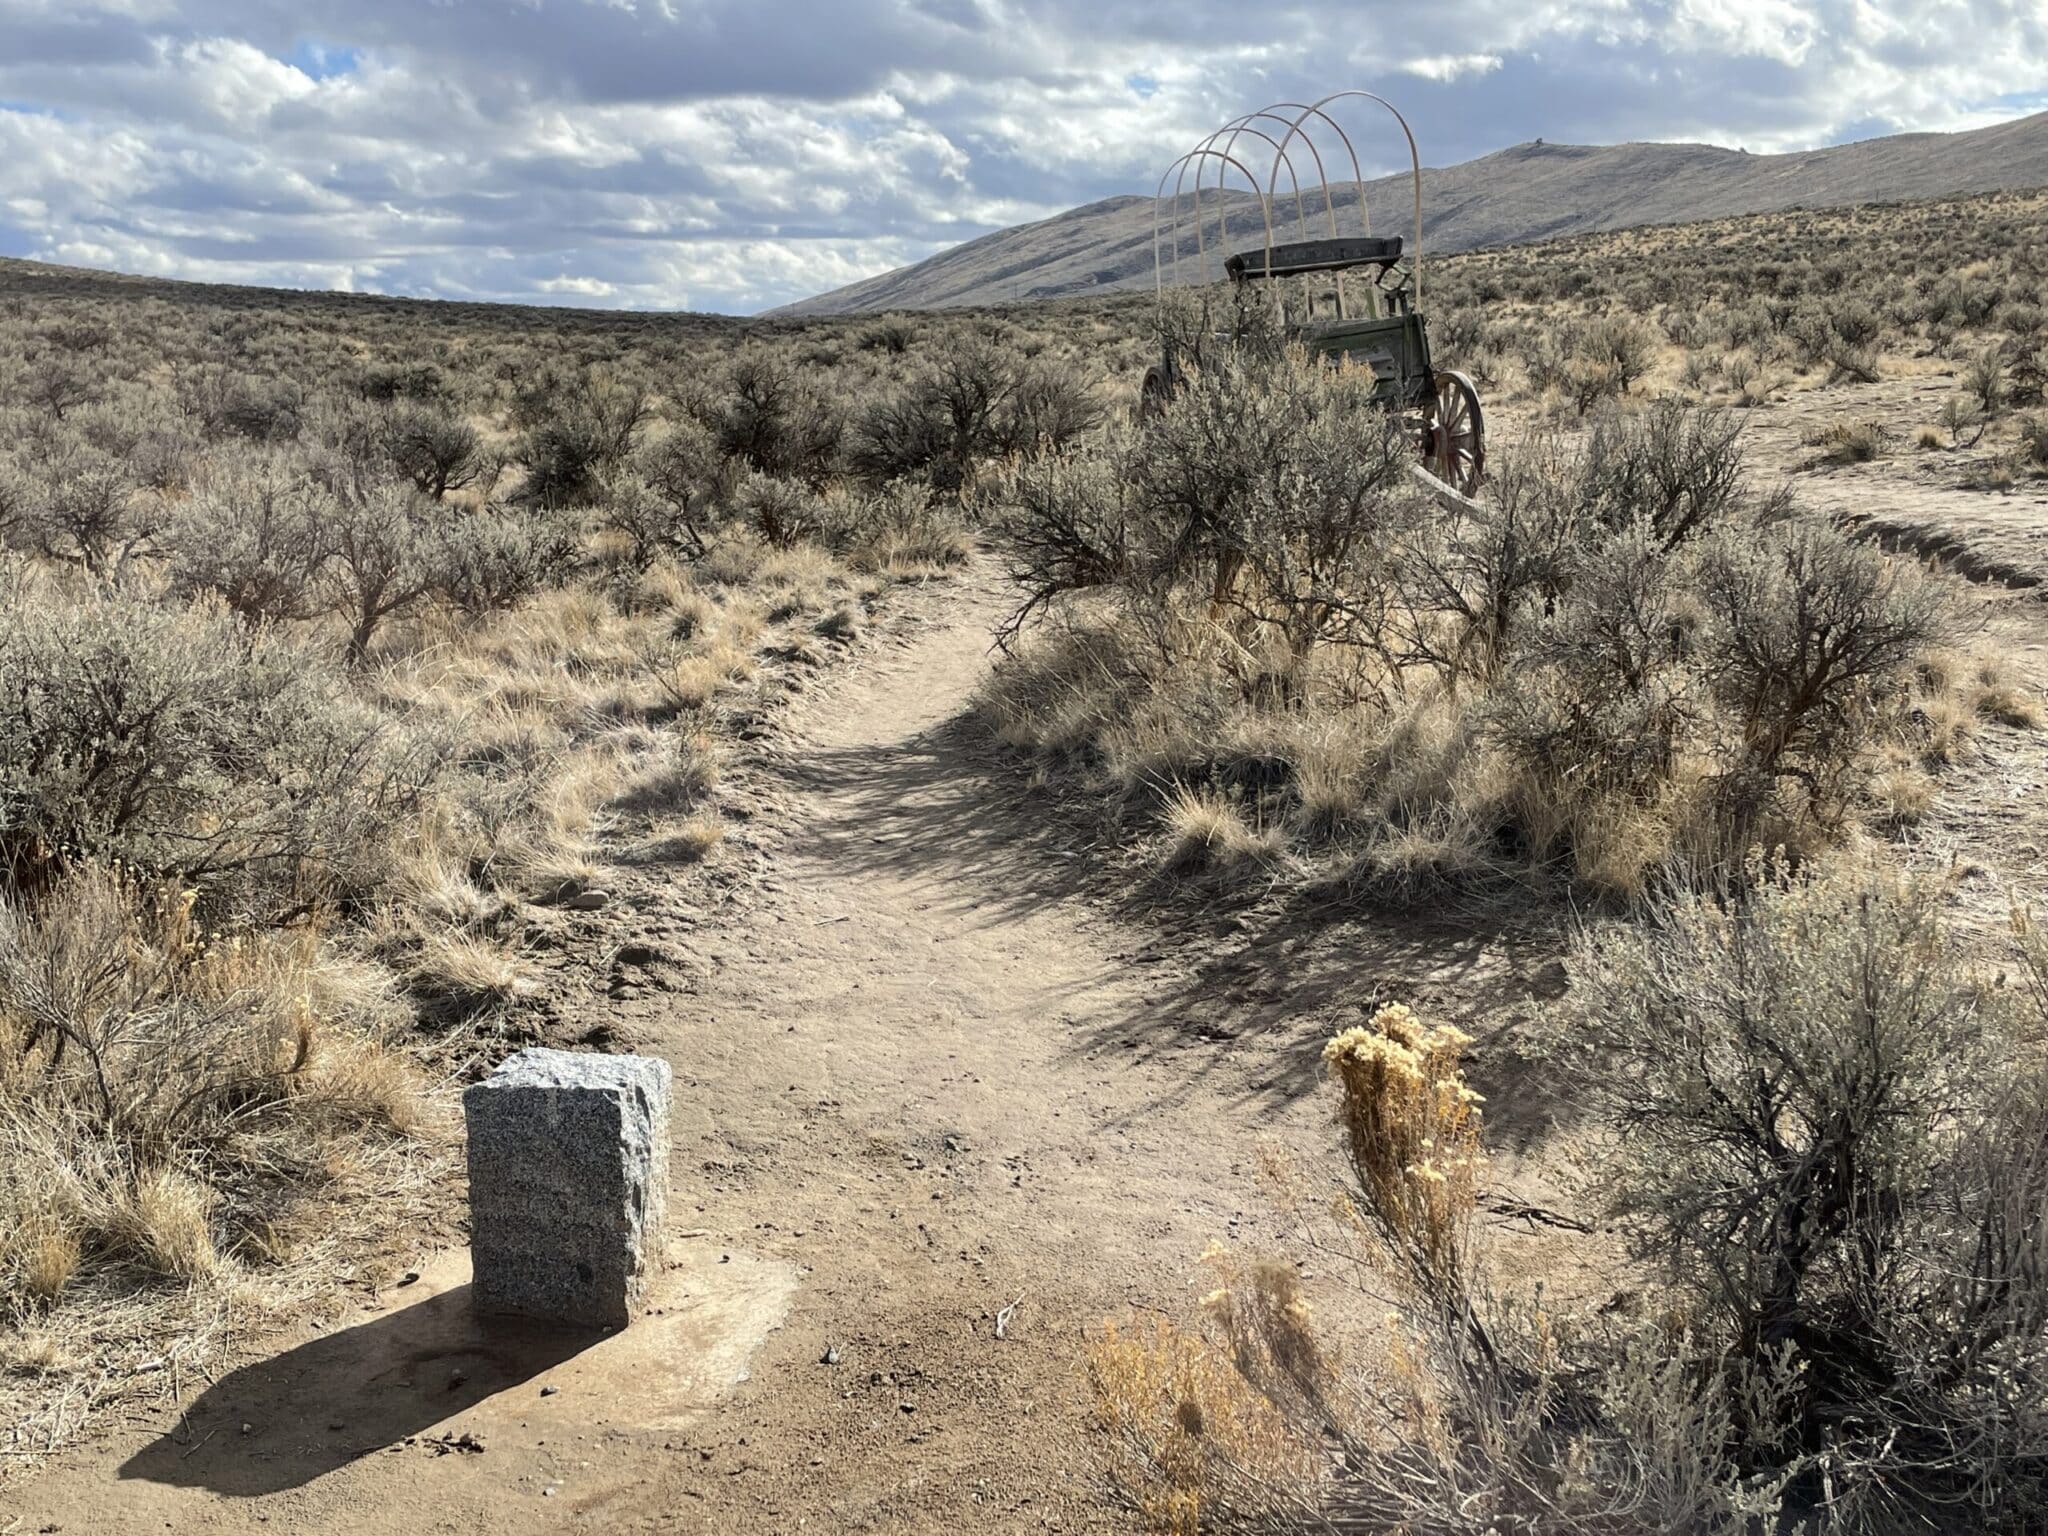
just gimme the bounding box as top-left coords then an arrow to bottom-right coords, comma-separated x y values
989,348 -> 1998,904
1557,860 -> 2048,1529
0,577 -> 443,917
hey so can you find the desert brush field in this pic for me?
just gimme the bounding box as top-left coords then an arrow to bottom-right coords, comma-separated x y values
4,184 -> 2048,1533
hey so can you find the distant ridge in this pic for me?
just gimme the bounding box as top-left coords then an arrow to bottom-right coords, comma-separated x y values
771,110 -> 2048,317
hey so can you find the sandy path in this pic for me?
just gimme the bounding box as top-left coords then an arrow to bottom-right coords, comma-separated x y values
10,565 -> 1356,1533
596,567 -> 1346,1530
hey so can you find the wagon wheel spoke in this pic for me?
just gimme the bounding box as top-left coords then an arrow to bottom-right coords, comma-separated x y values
1426,370 -> 1485,495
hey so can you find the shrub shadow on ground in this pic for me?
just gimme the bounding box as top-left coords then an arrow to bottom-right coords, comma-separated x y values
794,702 -> 1578,1149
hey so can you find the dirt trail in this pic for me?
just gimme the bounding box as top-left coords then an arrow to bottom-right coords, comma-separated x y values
13,564 -> 1431,1534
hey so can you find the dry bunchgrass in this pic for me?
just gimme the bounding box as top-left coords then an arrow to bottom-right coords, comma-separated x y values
0,864 -> 453,1470
630,813 -> 725,866
1803,417 -> 1892,464
1967,654 -> 2045,728
1347,811 -> 1495,898
1090,1308 -> 1318,1536
614,732 -> 721,817
846,494 -> 975,575
15,1213 -> 82,1305
1868,758 -> 1936,826
116,1166 -> 219,1282
390,834 -> 511,931
1158,786 -> 1283,879
406,932 -> 537,1021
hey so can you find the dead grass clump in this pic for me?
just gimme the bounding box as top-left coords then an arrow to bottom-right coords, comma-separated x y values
390,837 -> 511,932
1345,812 -> 1494,898
19,1220 -> 83,1305
815,603 -> 861,643
1803,418 -> 1892,465
664,583 -> 719,638
1969,653 -> 2045,727
116,1166 -> 219,1281
692,532 -> 771,587
1090,1310 -> 1319,1536
613,732 -> 721,816
1867,758 -> 1935,825
980,612 -> 1156,759
652,652 -> 725,713
630,814 -> 725,866
407,932 -> 536,1021
1157,786 -> 1282,879
841,482 -> 975,574
304,1029 -> 431,1136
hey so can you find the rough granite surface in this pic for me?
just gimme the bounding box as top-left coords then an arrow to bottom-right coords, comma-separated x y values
463,1048 -> 672,1328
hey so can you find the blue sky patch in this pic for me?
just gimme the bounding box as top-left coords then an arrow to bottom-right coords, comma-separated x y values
285,41 -> 362,81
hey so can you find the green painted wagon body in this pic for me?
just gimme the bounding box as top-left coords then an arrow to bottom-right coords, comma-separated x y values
1299,311 -> 1436,408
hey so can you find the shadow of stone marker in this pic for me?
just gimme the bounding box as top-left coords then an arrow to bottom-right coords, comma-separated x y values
464,1048 -> 672,1329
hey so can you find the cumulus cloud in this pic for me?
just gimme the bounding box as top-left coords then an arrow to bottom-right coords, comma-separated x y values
1400,54 -> 1504,84
0,0 -> 2041,312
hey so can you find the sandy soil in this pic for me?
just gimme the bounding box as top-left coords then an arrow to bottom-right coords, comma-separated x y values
11,373 -> 2046,1535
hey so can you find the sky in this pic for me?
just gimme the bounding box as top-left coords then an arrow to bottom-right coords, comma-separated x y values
0,1 -> 2043,315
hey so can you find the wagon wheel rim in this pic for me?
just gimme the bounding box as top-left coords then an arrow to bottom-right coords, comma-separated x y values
1427,370 -> 1485,494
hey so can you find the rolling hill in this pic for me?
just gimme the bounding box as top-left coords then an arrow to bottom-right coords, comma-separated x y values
772,109 -> 2048,317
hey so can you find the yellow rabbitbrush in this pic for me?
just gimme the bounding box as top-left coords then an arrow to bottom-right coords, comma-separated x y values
1322,1002 -> 1485,1293
1090,1002 -> 1492,1532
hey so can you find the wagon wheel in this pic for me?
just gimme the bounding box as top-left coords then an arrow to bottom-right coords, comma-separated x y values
1138,364 -> 1170,421
1425,370 -> 1485,495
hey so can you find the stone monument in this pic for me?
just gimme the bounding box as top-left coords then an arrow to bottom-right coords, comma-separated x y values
463,1048 -> 671,1328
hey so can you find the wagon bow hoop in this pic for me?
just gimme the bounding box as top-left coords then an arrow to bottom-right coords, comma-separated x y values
1150,89 -> 1427,307
1151,145 -> 1280,299
1267,91 -> 1424,304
